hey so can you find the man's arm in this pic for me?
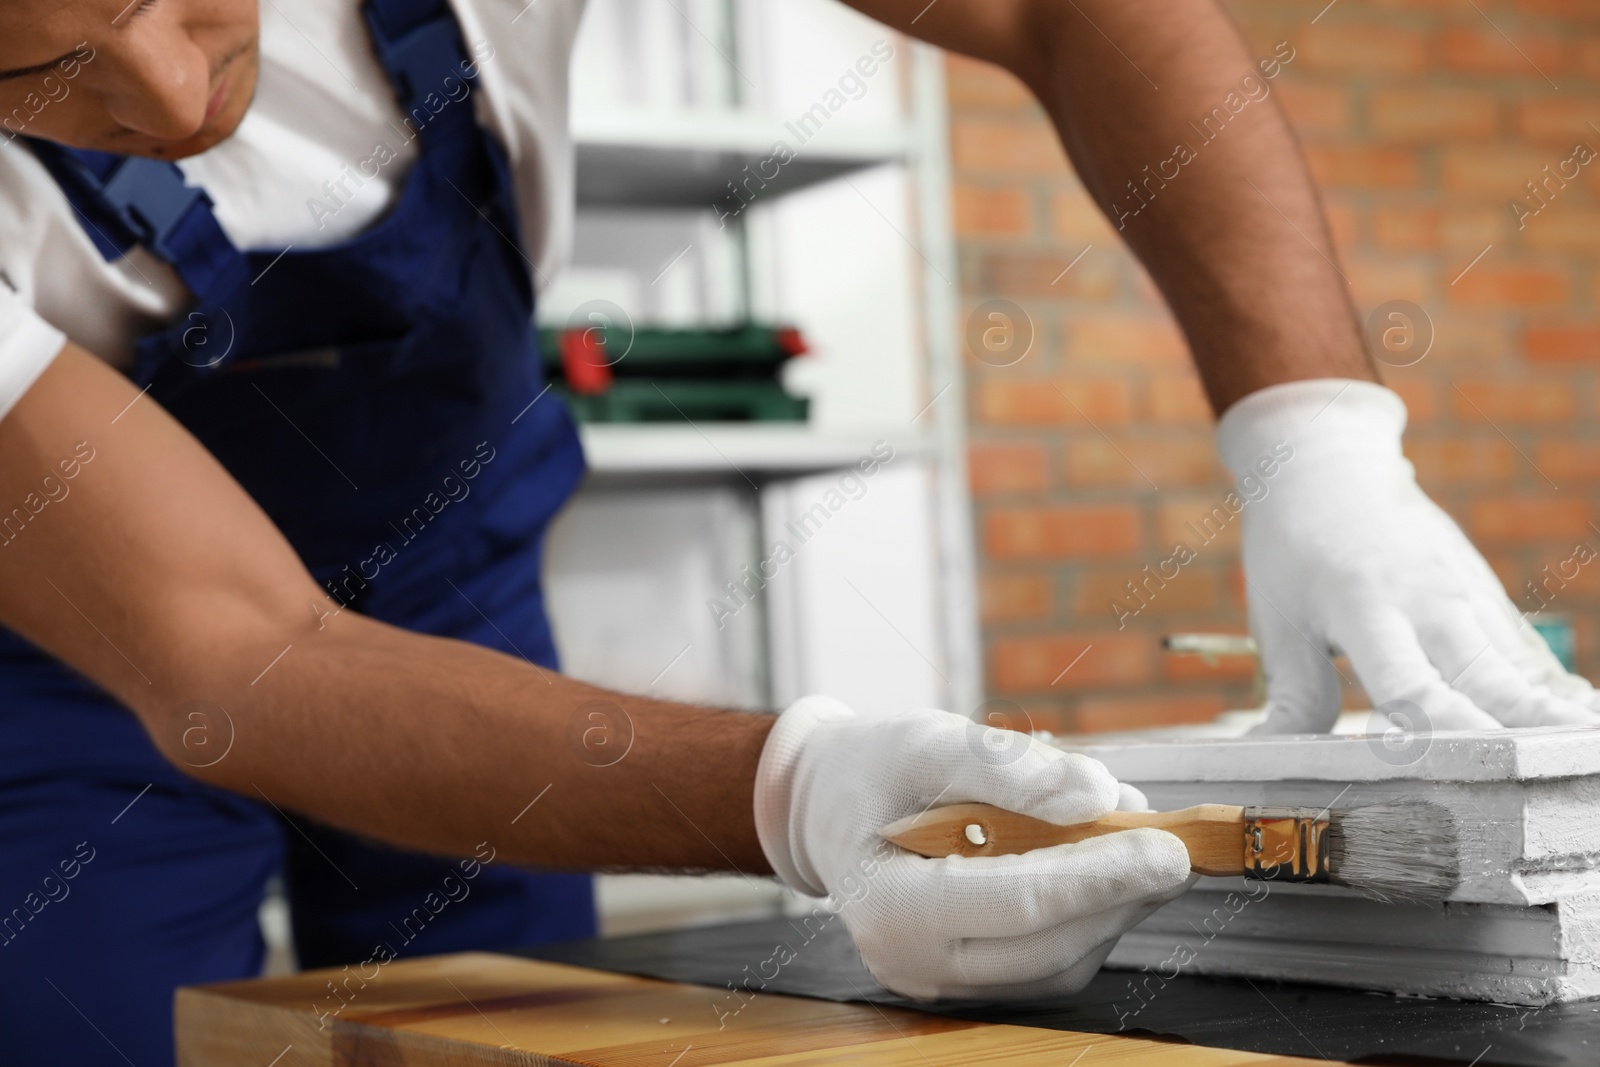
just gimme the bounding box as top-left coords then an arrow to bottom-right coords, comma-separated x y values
842,0 -> 1376,413
0,343 -> 774,870
849,0 -> 1600,731
0,345 -> 1195,1002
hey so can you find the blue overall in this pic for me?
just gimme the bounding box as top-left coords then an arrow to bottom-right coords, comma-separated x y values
2,2 -> 594,1063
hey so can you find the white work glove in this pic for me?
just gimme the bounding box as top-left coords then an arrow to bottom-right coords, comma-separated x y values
754,696 -> 1194,1001
1221,378 -> 1600,733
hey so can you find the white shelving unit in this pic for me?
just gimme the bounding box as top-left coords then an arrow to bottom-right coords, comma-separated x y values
578,423 -> 933,476
541,0 -> 979,935
573,109 -> 912,208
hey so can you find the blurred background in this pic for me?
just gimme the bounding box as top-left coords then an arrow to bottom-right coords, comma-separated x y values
271,0 -> 1600,960
956,0 -> 1600,736
551,0 -> 1600,932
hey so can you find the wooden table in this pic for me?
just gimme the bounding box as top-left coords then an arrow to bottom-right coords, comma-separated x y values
178,952 -> 1325,1065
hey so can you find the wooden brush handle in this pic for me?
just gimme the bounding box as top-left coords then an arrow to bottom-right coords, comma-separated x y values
880,803 -> 1249,877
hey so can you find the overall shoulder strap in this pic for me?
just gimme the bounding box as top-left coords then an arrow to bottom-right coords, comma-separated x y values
24,141 -> 245,298
361,0 -> 482,147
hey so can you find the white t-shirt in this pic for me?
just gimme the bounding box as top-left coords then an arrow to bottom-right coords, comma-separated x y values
0,0 -> 586,417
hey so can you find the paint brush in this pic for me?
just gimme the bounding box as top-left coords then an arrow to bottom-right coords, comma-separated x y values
880,802 -> 1458,903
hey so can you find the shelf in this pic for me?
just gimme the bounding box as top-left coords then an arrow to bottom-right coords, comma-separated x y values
577,423 -> 929,478
573,108 -> 911,209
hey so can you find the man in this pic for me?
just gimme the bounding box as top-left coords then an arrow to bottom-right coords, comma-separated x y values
0,0 -> 1592,1064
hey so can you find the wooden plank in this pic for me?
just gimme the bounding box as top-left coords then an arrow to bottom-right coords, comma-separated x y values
177,952 -> 1328,1066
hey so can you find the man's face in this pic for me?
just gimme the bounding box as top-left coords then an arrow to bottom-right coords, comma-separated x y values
0,0 -> 259,160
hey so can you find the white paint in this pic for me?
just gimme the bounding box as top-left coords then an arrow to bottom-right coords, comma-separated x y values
1106,885 -> 1600,1006
1069,724 -> 1600,785
1055,718 -> 1600,1002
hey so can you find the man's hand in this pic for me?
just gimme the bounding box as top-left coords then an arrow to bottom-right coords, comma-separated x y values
754,697 -> 1193,1000
1221,380 -> 1600,733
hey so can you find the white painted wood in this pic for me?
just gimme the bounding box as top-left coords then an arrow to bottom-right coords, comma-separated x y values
1107,886 -> 1600,1007
1069,725 -> 1600,784
1057,719 -> 1600,1001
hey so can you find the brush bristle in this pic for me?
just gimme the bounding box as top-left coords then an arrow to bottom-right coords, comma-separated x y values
1326,803 -> 1459,904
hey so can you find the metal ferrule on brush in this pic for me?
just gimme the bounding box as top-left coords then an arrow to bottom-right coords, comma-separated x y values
1241,806 -> 1331,883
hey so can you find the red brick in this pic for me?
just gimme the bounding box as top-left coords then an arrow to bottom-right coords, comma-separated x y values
1369,88 -> 1499,141
1304,145 -> 1421,189
1522,211 -> 1600,252
1073,566 -> 1220,621
1388,378 -> 1438,424
1442,207 -> 1510,248
1513,0 -> 1600,22
1441,147 -> 1557,195
1371,206 -> 1440,251
950,117 -> 1065,173
1357,0 -> 1459,11
969,442 -> 1050,494
989,632 -> 1149,692
975,378 -> 1133,425
1049,191 -> 1118,243
1146,375 -> 1214,424
1372,205 -> 1504,253
945,53 -> 1036,111
1406,439 -> 1517,484
1515,96 -> 1600,143
1486,553 -> 1521,594
978,572 -> 1052,623
1157,496 -> 1244,553
1431,314 -> 1515,363
1581,39 -> 1600,80
1065,436 -> 1222,488
953,184 -> 1032,237
1532,441 -> 1600,483
1443,25 -> 1571,79
983,504 -> 1142,560
1340,675 -> 1375,711
1350,260 -> 1430,306
1469,497 -> 1594,544
1223,562 -> 1247,613
1273,81 -> 1353,137
1163,648 -> 1259,683
1071,694 -> 1230,734
1063,314 -> 1189,367
1523,546 -> 1600,601
1448,264 -> 1569,307
966,250 -> 1118,299
1013,701 -> 1075,736
1323,197 -> 1360,251
1295,24 -> 1430,75
1525,323 -> 1600,362
1452,379 -> 1576,422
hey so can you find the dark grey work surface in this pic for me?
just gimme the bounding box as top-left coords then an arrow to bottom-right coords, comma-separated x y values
520,916 -> 1600,1067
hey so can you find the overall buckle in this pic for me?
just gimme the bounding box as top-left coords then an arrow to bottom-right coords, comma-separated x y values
99,158 -> 212,263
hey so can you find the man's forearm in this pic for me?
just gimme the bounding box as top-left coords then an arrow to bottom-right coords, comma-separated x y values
176,609 -> 777,872
1025,0 -> 1374,411
0,344 -> 776,875
851,0 -> 1376,413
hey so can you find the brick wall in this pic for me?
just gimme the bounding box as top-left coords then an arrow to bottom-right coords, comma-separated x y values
950,0 -> 1600,733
